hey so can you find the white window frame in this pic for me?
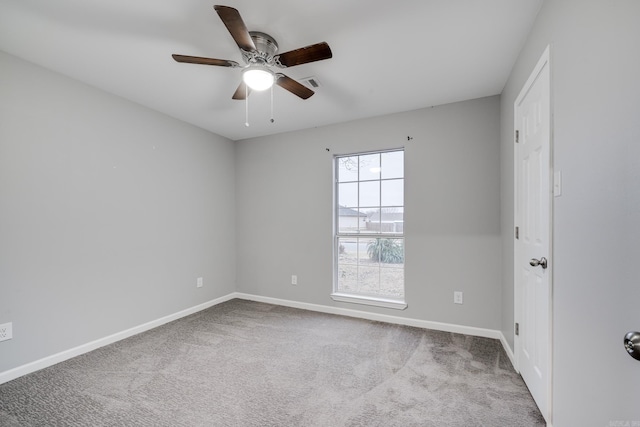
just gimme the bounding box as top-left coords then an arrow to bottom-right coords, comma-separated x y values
331,148 -> 407,310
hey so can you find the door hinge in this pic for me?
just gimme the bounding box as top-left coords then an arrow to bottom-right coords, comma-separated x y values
515,226 -> 519,239
515,323 -> 520,336
515,130 -> 520,143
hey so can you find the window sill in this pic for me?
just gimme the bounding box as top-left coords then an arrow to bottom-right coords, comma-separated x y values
330,293 -> 407,310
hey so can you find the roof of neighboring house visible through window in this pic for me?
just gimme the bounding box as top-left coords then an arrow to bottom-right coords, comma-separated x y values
338,206 -> 367,217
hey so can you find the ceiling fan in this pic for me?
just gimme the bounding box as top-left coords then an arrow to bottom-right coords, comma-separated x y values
172,5 -> 333,100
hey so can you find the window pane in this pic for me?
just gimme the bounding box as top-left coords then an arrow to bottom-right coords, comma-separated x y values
337,264 -> 358,294
360,237 -> 378,262
338,237 -> 358,260
359,153 -> 380,181
374,208 -> 404,233
381,179 -> 404,206
379,266 -> 404,298
338,182 -> 357,207
338,207 -> 366,233
381,151 -> 404,179
364,210 -> 380,234
338,156 -> 359,182
366,238 -> 404,264
337,237 -> 358,294
357,237 -> 373,261
358,265 -> 381,295
359,181 -> 379,206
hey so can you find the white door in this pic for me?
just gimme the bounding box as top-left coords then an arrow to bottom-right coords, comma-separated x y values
514,46 -> 552,422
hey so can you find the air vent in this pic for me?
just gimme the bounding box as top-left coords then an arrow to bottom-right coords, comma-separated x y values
301,76 -> 322,89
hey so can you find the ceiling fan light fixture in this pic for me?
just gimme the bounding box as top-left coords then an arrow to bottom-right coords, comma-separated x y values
243,66 -> 275,91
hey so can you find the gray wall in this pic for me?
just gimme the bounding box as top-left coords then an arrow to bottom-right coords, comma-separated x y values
0,52 -> 236,372
236,96 -> 502,330
500,0 -> 640,424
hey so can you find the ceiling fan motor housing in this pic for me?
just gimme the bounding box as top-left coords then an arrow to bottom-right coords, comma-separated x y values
244,31 -> 279,65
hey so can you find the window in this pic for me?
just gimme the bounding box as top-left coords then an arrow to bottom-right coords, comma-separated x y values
332,149 -> 406,309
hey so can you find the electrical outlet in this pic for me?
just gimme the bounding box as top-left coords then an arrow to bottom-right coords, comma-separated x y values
197,277 -> 203,288
291,275 -> 298,285
0,322 -> 12,342
454,291 -> 463,305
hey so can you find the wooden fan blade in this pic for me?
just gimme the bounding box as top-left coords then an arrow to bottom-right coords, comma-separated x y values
276,42 -> 332,68
172,54 -> 239,67
232,81 -> 251,100
276,74 -> 315,99
214,5 -> 256,52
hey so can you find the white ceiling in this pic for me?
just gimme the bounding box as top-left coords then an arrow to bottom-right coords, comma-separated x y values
0,0 -> 543,141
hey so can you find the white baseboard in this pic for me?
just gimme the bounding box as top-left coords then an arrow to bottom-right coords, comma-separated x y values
233,292 -> 505,341
499,331 -> 517,370
235,293 -> 519,372
0,293 -> 236,385
1,291 -> 517,385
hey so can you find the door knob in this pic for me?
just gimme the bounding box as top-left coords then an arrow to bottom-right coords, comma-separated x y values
624,331 -> 640,361
529,257 -> 548,269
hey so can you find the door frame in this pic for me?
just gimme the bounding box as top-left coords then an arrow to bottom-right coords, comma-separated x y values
513,44 -> 553,423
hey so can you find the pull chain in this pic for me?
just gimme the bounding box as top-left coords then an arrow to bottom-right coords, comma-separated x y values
270,84 -> 275,123
243,84 -> 276,126
244,84 -> 249,127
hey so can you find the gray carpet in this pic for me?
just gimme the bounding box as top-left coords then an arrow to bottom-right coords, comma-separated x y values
0,299 -> 545,426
